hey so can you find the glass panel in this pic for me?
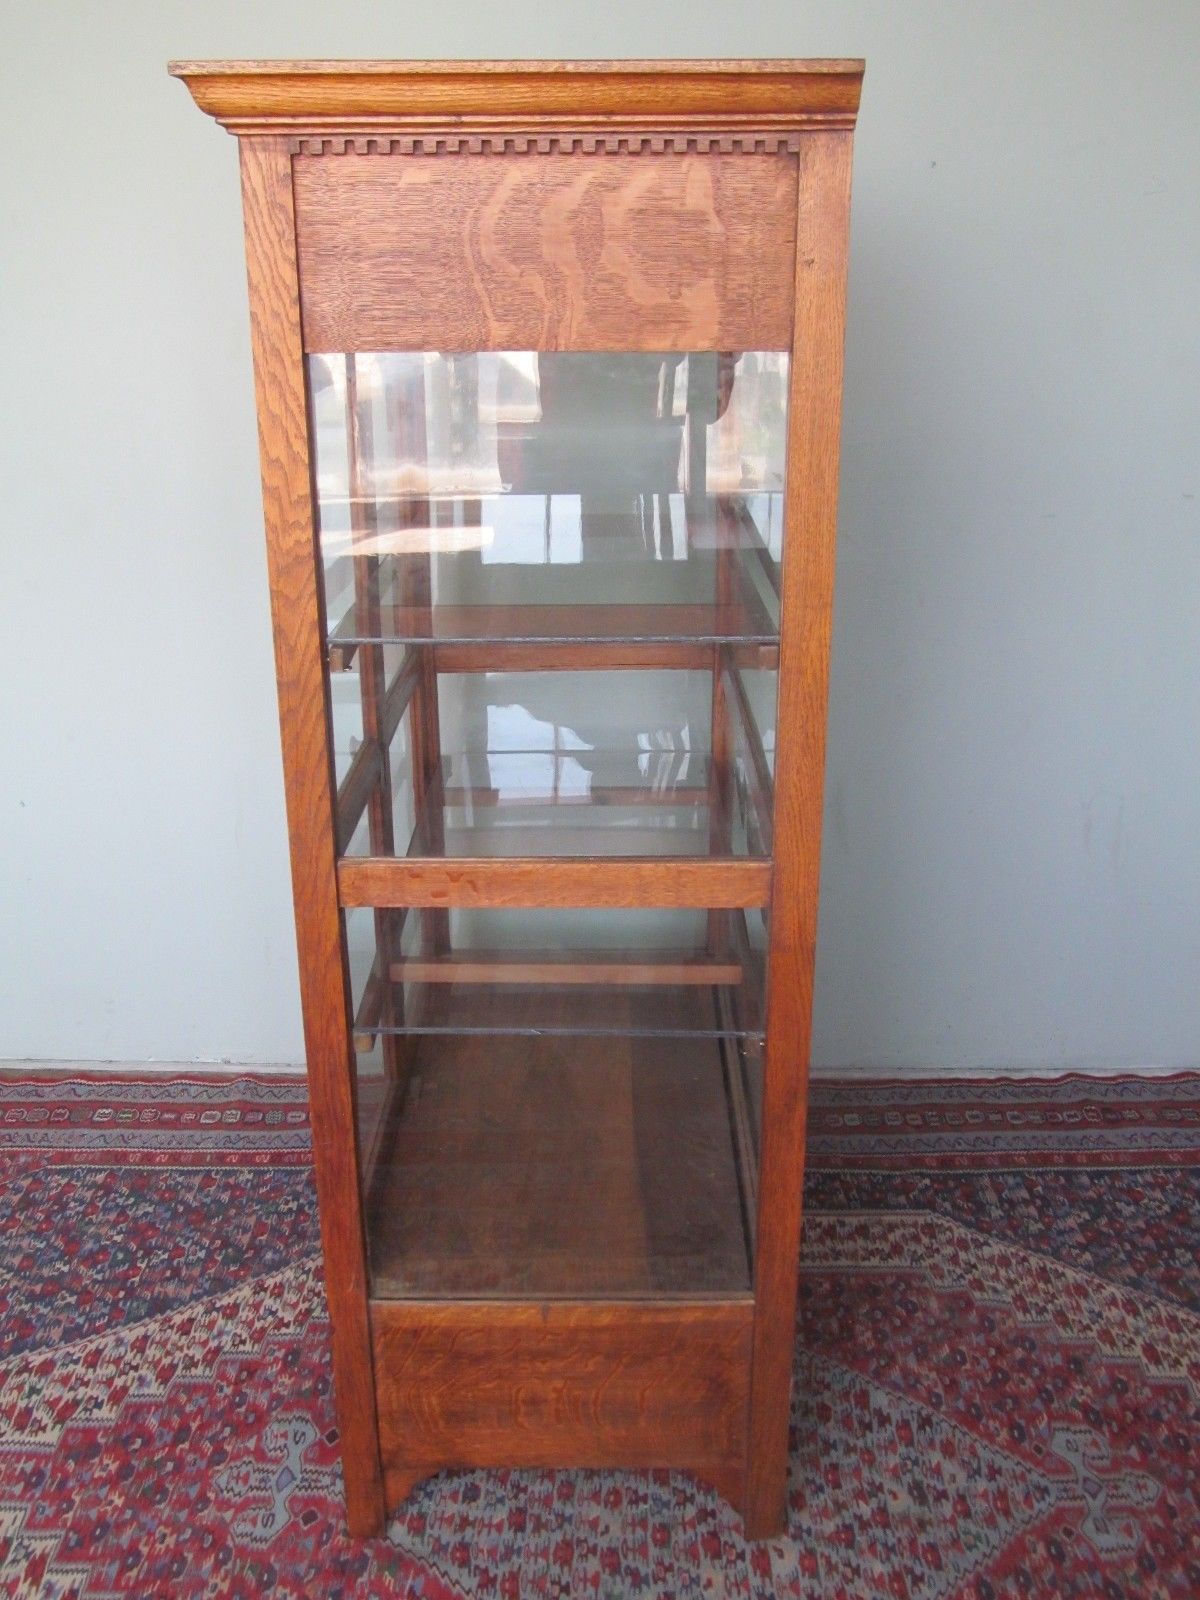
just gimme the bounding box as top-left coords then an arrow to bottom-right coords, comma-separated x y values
349,905 -> 758,1300
334,667 -> 767,862
316,349 -> 788,1302
346,906 -> 765,1040
726,660 -> 778,859
357,1031 -> 751,1300
309,351 -> 787,645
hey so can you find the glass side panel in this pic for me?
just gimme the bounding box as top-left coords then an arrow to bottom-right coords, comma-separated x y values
309,351 -> 787,644
349,904 -> 760,1300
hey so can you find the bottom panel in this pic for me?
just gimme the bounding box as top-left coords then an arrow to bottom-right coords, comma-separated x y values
371,1298 -> 752,1505
361,1030 -> 752,1298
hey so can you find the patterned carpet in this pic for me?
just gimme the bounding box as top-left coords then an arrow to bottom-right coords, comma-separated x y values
1,1072 -> 1197,1599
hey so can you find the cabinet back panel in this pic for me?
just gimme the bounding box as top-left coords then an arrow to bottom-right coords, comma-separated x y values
293,153 -> 797,352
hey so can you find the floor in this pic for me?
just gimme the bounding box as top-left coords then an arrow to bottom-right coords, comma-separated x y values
0,1072 -> 1196,1598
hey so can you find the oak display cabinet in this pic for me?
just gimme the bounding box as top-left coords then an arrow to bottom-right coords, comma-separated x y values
171,58 -> 862,1539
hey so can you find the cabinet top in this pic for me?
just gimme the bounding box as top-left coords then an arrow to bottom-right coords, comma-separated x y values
167,59 -> 864,136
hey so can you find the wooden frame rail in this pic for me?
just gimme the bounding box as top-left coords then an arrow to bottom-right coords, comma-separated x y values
380,649 -> 420,747
332,639 -> 782,674
328,605 -> 361,671
338,855 -> 771,909
390,949 -> 743,986
336,741 -> 383,854
341,597 -> 779,647
351,954 -> 384,1051
731,499 -> 781,598
334,649 -> 420,850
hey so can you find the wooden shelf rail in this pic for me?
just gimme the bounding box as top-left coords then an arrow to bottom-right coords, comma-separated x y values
391,948 -> 743,987
338,854 -> 772,909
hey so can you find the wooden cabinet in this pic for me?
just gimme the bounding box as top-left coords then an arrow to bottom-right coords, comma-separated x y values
171,57 -> 862,1540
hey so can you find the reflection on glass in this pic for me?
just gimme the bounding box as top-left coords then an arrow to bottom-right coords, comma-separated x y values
308,350 -> 787,643
315,351 -> 785,1299
334,667 -> 765,862
347,899 -> 763,1297
346,903 -> 764,1040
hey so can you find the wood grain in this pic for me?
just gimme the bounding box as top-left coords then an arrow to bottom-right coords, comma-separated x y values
372,1298 -> 751,1498
168,58 -> 864,135
293,153 -> 796,352
237,137 -> 384,1536
366,1027 -> 748,1297
743,131 -> 855,1539
338,855 -> 771,909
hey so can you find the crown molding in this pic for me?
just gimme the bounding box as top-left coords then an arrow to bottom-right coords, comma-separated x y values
168,59 -> 864,138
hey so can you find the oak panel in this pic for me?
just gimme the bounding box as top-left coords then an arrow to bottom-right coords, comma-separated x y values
293,152 -> 797,352
372,1298 -> 752,1491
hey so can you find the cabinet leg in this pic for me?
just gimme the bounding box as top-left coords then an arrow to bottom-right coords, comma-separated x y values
740,1461 -> 788,1541
342,1455 -> 388,1538
383,1461 -> 435,1517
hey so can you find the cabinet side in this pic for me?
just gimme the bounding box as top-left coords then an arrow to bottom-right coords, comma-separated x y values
745,128 -> 855,1539
237,135 -> 384,1535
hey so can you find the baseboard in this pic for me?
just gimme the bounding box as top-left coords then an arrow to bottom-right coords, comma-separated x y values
1,1058 -> 1190,1082
810,1061 -> 1192,1080
0,1059 -> 304,1079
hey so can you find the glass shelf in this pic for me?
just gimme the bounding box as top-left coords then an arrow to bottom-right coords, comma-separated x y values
329,593 -> 777,649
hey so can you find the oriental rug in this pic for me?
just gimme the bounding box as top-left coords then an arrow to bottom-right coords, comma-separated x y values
1,1071 -> 1197,1598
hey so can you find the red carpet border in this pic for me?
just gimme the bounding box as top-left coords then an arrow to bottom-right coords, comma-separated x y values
0,1071 -> 1197,1598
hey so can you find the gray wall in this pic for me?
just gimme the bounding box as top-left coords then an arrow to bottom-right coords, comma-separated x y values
2,3 -> 1197,1071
